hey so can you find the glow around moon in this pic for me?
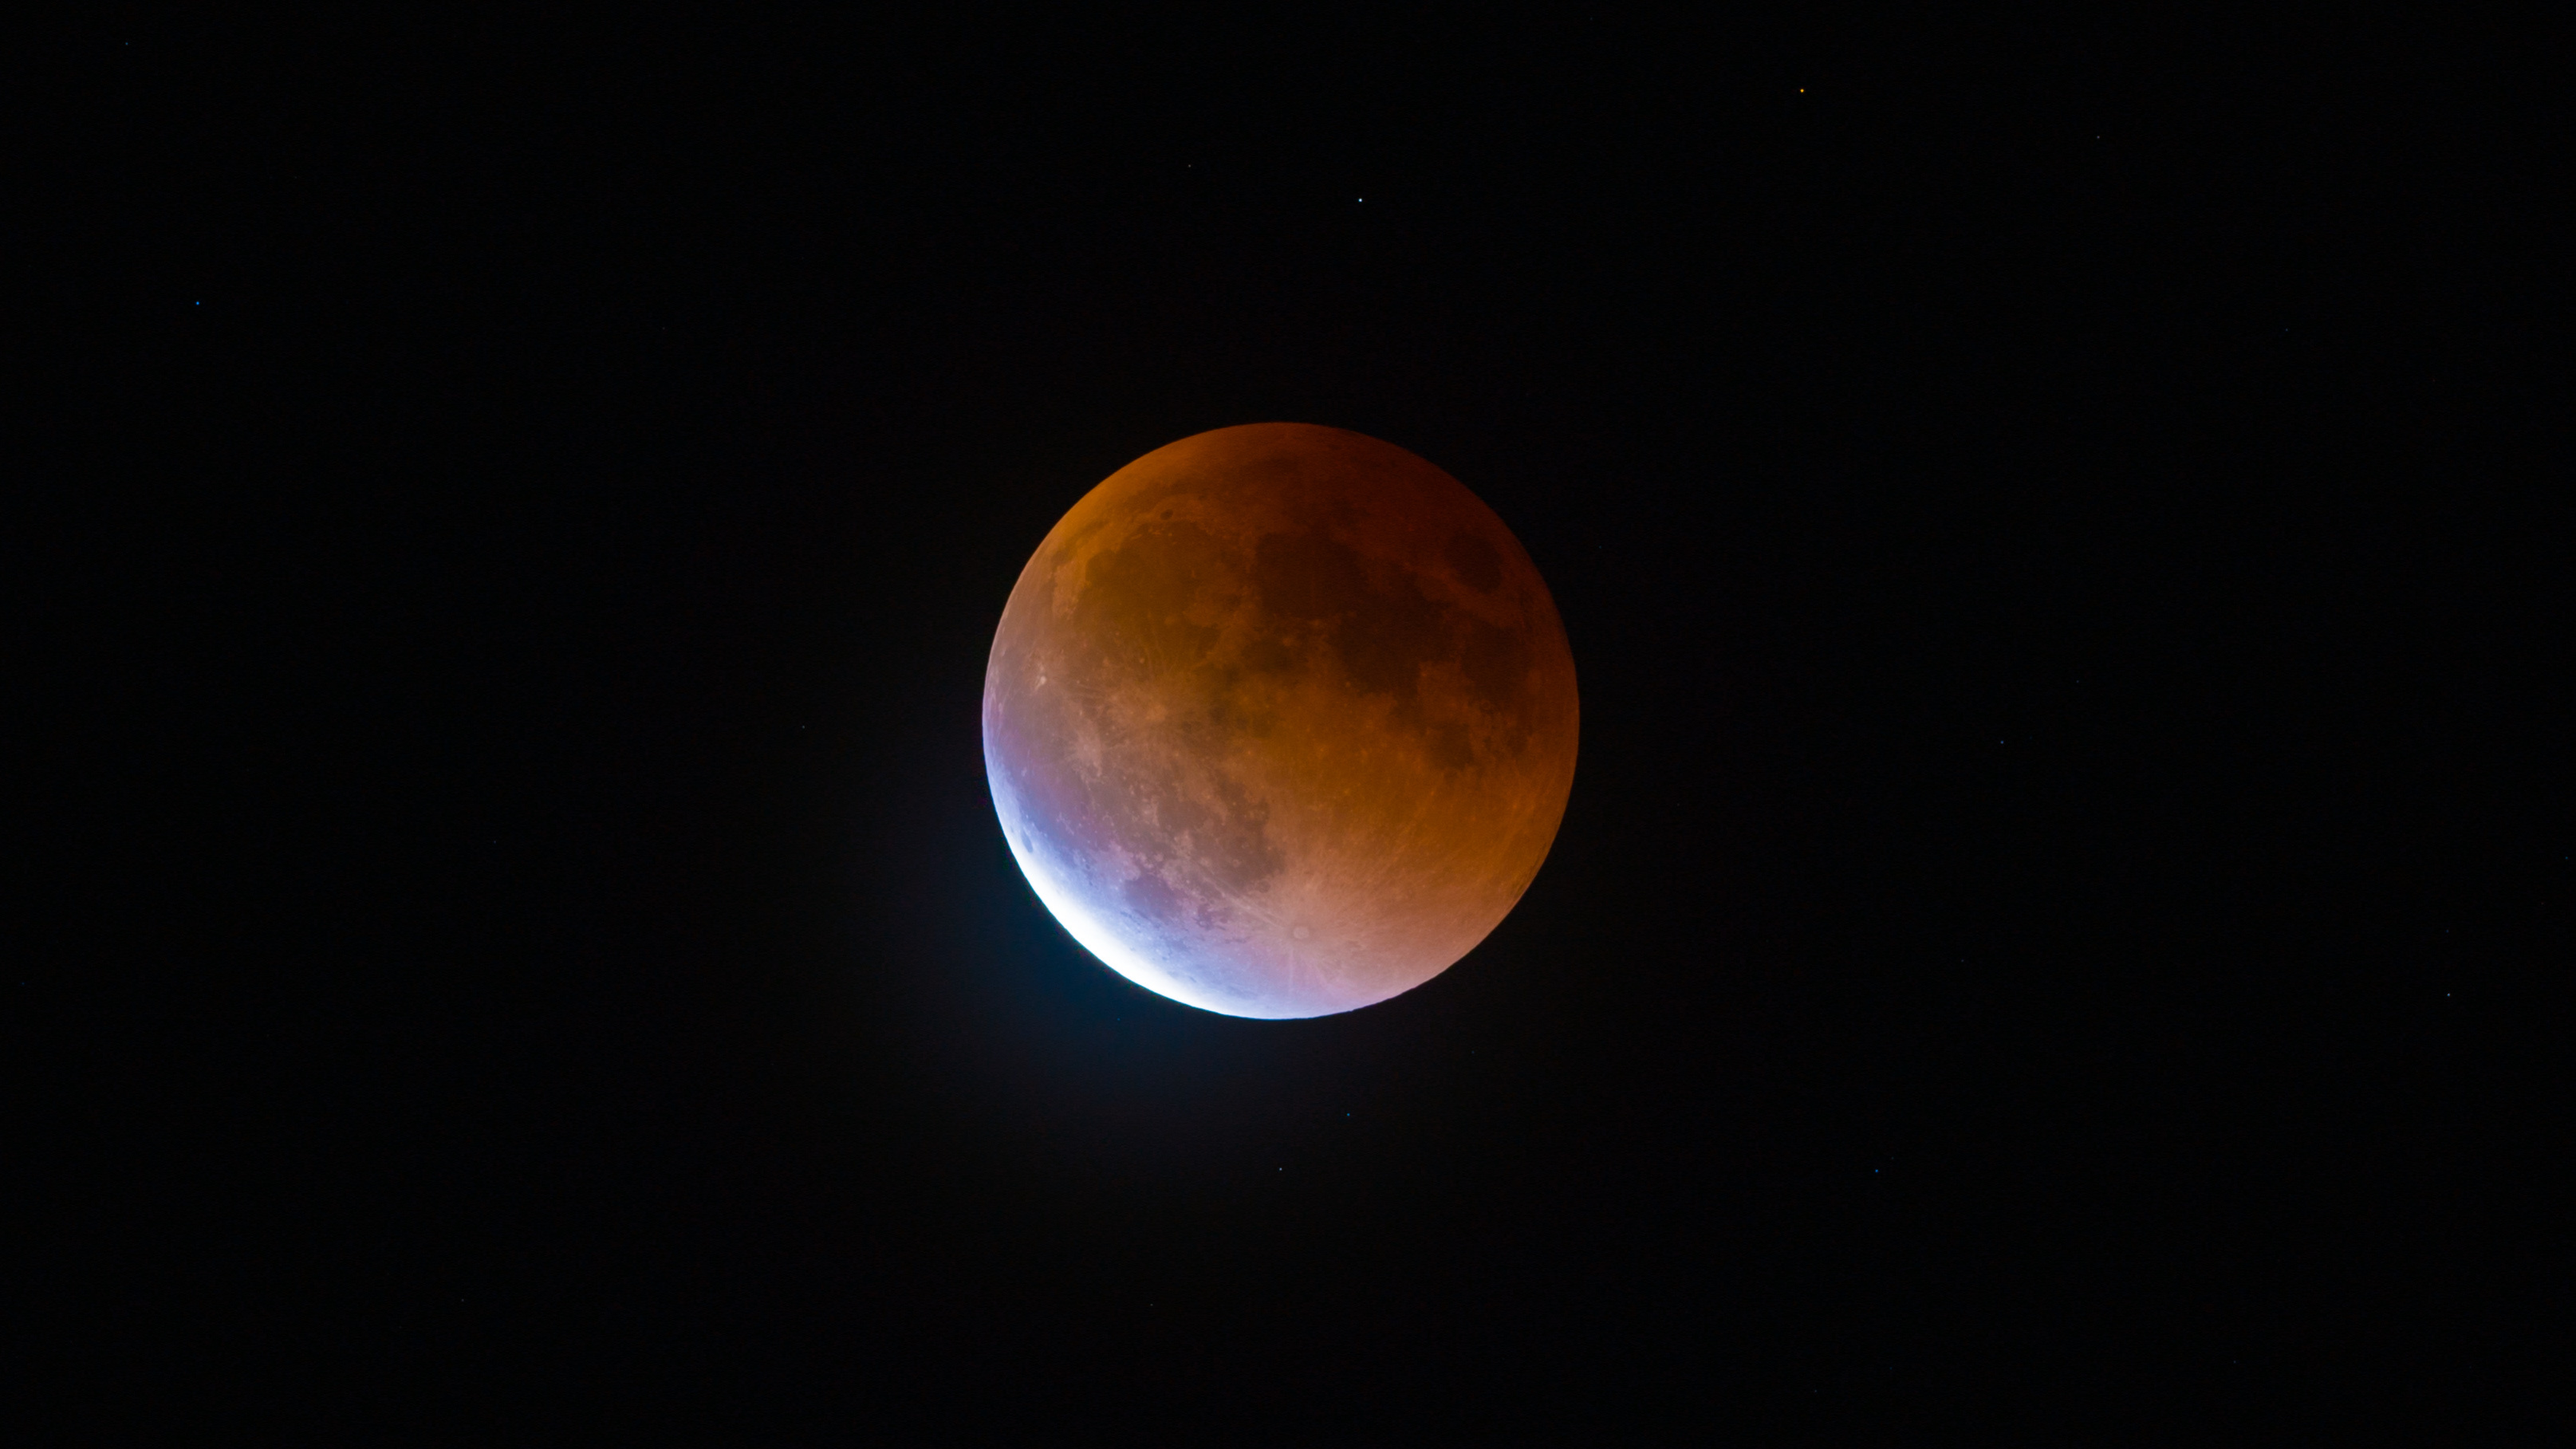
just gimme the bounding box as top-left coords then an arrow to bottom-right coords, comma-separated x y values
981,423 -> 1578,1018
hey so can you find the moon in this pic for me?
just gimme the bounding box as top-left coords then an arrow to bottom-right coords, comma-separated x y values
981,423 -> 1579,1018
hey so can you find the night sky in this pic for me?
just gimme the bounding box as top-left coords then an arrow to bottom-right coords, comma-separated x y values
47,10 -> 2558,1438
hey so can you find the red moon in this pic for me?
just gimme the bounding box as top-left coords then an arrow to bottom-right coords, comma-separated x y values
981,423 -> 1578,1018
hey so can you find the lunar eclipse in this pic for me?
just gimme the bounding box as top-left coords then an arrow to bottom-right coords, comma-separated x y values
982,423 -> 1579,1018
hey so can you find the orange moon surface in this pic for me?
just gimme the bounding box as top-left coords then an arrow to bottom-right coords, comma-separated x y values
982,423 -> 1579,1018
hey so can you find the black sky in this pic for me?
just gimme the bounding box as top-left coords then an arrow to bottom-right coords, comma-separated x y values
41,7 -> 2562,1439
